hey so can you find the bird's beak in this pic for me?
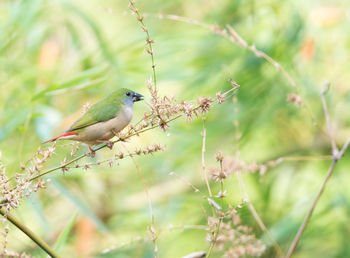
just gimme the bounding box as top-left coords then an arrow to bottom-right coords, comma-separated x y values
132,92 -> 144,102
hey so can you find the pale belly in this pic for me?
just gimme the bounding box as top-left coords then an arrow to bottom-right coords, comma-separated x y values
68,107 -> 133,145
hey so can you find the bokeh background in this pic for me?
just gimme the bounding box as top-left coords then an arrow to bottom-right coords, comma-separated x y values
0,0 -> 350,257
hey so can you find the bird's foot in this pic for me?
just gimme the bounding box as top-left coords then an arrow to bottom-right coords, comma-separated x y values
87,146 -> 96,157
105,141 -> 114,149
97,140 -> 114,150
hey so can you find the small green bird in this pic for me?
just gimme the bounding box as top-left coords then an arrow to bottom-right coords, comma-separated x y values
44,88 -> 143,156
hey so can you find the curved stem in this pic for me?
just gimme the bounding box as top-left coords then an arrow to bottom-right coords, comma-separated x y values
286,136 -> 350,258
206,218 -> 222,258
237,171 -> 284,258
0,208 -> 60,258
206,160 -> 224,258
129,0 -> 157,89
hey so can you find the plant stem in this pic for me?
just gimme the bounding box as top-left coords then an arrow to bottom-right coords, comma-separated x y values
206,159 -> 225,258
286,137 -> 350,258
123,145 -> 158,257
206,217 -> 222,258
0,208 -> 60,258
201,120 -> 212,197
286,90 -> 350,257
321,84 -> 338,156
129,0 -> 157,89
236,171 -> 284,258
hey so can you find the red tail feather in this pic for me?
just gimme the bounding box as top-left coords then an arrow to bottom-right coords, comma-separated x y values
43,132 -> 77,144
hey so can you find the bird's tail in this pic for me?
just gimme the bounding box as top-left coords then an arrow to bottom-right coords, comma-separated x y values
43,132 -> 77,144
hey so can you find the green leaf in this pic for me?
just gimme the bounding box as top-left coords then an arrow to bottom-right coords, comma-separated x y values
27,193 -> 51,235
51,178 -> 108,232
0,108 -> 30,141
31,66 -> 108,101
60,0 -> 118,68
54,212 -> 78,252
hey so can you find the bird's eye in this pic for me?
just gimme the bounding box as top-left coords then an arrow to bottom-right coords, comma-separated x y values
126,92 -> 131,97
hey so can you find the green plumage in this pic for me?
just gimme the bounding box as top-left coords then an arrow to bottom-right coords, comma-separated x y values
67,88 -> 130,132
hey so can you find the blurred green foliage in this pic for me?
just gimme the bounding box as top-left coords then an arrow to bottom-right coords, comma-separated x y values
0,0 -> 350,257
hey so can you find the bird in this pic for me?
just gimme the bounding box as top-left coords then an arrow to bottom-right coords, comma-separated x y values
43,88 -> 143,156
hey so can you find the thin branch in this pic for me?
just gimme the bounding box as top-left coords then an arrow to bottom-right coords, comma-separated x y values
236,171 -> 284,258
320,83 -> 338,156
167,224 -> 209,231
286,85 -> 350,257
286,136 -> 350,258
0,208 -> 60,258
99,236 -> 143,255
155,13 -> 325,130
168,171 -> 207,198
156,13 -> 295,87
281,155 -> 332,161
201,118 -> 212,197
129,0 -> 157,89
206,159 -> 225,258
206,217 -> 222,258
226,25 -> 296,88
122,144 -> 158,257
158,14 -> 211,29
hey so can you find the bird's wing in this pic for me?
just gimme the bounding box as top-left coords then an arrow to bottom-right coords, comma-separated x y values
67,100 -> 121,132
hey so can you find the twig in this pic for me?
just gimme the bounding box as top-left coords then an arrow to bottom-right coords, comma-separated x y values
168,171 -> 207,198
286,136 -> 350,258
129,0 -> 157,89
156,13 -> 295,87
158,14 -> 211,29
206,158 -> 224,258
225,25 -> 296,88
100,236 -> 143,255
122,144 -> 158,257
281,155 -> 332,161
0,208 -> 60,258
155,14 -> 325,130
236,171 -> 284,258
201,119 -> 212,197
206,217 -> 222,258
320,82 -> 338,156
286,87 -> 349,257
167,224 -> 208,231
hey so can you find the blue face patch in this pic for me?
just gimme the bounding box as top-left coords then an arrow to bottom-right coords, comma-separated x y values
123,96 -> 134,106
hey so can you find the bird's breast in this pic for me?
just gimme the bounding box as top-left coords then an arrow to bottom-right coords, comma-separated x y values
107,105 -> 133,132
78,105 -> 133,144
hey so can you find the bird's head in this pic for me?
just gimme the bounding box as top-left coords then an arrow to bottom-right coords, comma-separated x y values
119,88 -> 144,104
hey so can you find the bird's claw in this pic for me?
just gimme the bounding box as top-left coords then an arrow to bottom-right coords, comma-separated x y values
87,146 -> 96,157
97,140 -> 114,150
106,141 -> 114,150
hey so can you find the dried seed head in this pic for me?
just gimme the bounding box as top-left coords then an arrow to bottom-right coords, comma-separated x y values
216,91 -> 225,104
197,97 -> 214,113
180,101 -> 195,122
287,93 -> 302,107
216,151 -> 224,162
159,120 -> 170,131
216,190 -> 227,198
116,152 -> 124,159
82,102 -> 92,114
